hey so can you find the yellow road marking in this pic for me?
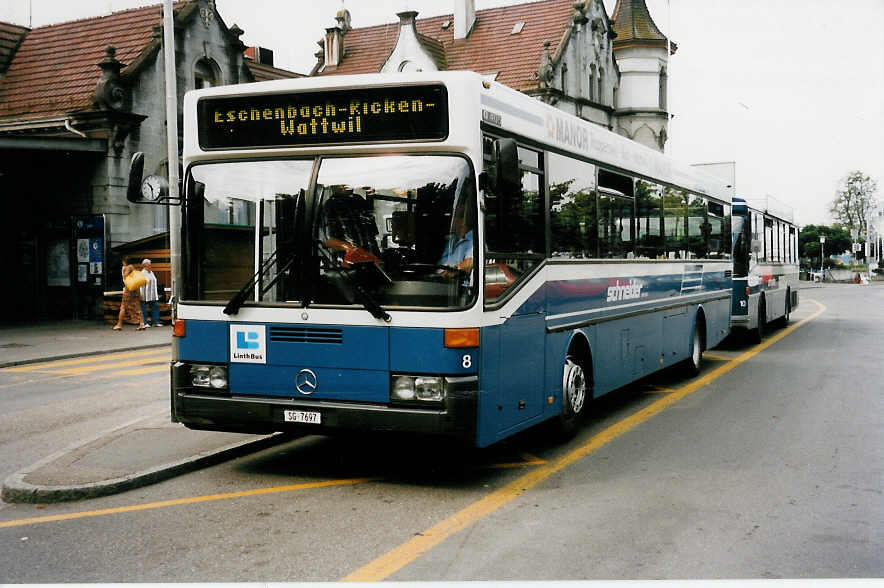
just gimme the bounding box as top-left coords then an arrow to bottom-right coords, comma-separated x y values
113,365 -> 169,376
3,348 -> 170,373
647,385 -> 678,394
341,299 -> 826,582
56,356 -> 169,376
702,352 -> 731,361
487,452 -> 547,469
0,301 -> 825,567
0,478 -> 373,530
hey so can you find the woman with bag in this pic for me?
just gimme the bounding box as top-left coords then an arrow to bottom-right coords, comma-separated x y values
113,258 -> 147,331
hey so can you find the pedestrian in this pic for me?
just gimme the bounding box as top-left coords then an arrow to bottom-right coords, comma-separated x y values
139,258 -> 161,327
113,259 -> 147,331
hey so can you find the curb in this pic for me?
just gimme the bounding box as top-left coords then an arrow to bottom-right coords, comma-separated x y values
0,342 -> 171,370
1,418 -> 294,504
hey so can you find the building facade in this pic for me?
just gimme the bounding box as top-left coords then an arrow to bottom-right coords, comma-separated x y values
310,0 -> 672,149
0,0 -> 671,323
0,1 -> 297,322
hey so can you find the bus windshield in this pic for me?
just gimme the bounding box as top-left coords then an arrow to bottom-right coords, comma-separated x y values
187,154 -> 478,311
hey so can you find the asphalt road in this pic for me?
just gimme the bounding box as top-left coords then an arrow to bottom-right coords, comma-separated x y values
0,284 -> 881,582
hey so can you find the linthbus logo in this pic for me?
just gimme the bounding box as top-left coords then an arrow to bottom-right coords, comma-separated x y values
230,324 -> 266,364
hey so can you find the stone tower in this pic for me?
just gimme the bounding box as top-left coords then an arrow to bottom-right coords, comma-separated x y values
611,0 -> 673,152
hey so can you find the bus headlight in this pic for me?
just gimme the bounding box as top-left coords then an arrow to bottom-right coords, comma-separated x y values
391,375 -> 445,404
191,365 -> 228,389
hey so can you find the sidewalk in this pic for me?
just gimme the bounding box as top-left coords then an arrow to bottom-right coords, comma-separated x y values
0,319 -> 172,368
1,319 -> 287,504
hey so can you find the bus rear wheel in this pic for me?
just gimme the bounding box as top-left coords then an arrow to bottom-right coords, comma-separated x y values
557,355 -> 589,438
750,299 -> 766,343
778,293 -> 791,327
683,321 -> 704,377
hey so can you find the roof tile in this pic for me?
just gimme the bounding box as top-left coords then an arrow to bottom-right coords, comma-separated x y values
315,0 -> 576,91
0,3 -> 181,123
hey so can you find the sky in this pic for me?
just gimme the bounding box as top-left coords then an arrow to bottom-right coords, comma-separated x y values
2,0 -> 883,227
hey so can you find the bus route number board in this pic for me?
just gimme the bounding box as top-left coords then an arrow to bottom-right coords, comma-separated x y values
284,410 -> 321,424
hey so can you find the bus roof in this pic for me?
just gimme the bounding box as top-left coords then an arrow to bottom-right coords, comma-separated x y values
184,71 -> 730,203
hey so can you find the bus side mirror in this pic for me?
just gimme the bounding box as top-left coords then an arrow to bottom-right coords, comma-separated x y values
485,138 -> 520,194
751,239 -> 762,253
126,152 -> 144,203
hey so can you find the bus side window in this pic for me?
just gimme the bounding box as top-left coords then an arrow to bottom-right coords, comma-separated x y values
597,169 -> 634,259
483,142 -> 545,303
664,186 -> 689,259
635,179 -> 665,259
549,153 -> 598,259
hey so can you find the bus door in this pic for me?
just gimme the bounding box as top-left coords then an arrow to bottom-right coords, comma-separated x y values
497,293 -> 546,432
483,142 -> 546,434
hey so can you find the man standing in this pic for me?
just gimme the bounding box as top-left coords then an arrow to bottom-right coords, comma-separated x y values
139,258 -> 161,327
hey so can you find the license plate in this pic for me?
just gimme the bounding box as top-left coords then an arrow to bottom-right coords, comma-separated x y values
283,410 -> 321,424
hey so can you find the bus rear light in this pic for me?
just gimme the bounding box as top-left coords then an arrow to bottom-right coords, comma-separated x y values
173,319 -> 186,338
745,287 -> 751,297
444,328 -> 479,348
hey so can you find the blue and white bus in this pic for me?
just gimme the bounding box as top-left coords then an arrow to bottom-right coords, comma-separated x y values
731,196 -> 799,342
130,71 -> 733,447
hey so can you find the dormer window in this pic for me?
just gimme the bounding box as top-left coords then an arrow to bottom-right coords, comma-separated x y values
511,21 -> 525,35
398,60 -> 422,72
441,20 -> 452,30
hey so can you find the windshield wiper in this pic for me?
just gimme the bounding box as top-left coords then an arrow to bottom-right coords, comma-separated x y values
316,241 -> 391,322
223,248 -> 299,315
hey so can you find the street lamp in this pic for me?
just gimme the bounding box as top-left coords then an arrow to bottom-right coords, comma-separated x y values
819,235 -> 826,279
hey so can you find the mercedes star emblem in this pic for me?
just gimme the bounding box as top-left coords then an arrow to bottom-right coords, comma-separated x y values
295,369 -> 318,395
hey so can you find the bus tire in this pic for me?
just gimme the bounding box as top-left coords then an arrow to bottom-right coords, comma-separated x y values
557,355 -> 589,438
778,292 -> 791,327
683,318 -> 704,377
750,298 -> 766,343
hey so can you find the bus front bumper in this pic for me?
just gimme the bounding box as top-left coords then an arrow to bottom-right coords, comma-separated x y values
171,373 -> 478,444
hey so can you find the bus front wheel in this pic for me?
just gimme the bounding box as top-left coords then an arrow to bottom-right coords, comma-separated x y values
557,355 -> 589,438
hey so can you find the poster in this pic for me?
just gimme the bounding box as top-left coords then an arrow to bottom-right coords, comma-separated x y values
77,238 -> 89,262
78,263 -> 88,283
47,240 -> 70,286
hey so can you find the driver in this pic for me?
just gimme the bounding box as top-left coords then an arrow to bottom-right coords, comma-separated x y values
438,202 -> 474,279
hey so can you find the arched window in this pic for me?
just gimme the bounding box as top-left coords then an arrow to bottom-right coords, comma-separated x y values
194,58 -> 219,89
589,64 -> 596,102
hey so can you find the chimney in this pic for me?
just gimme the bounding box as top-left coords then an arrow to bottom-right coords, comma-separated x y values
244,46 -> 274,66
323,8 -> 351,70
454,0 -> 476,40
324,26 -> 343,69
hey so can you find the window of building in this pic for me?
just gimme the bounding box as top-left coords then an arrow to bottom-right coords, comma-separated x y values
194,58 -> 219,89
598,68 -> 605,105
659,66 -> 667,110
596,67 -> 605,102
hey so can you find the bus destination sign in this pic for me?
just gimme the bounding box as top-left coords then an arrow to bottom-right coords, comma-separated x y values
198,84 -> 448,149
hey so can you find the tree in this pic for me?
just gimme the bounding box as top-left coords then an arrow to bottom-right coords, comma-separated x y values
830,171 -> 879,240
798,224 -> 851,268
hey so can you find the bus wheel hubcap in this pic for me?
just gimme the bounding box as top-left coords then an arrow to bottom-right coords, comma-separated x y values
564,359 -> 586,415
